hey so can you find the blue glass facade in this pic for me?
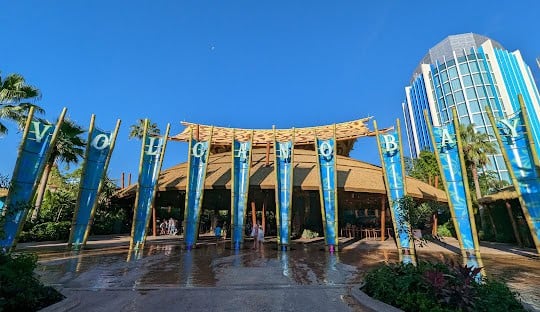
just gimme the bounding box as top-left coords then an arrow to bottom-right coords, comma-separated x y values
403,34 -> 540,183
427,49 -> 508,181
404,75 -> 432,158
492,48 -> 540,149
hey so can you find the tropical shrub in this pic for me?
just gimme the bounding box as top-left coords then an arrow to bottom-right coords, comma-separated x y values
0,252 -> 64,311
437,221 -> 455,237
301,229 -> 319,239
18,221 -> 71,242
363,261 -> 524,312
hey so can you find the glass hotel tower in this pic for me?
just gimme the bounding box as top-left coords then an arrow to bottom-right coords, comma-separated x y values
403,33 -> 540,181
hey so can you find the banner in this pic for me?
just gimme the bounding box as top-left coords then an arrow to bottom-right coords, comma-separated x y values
274,129 -> 294,250
129,121 -> 170,250
374,119 -> 415,264
314,126 -> 338,251
230,131 -> 253,249
0,107 -> 66,250
183,127 -> 213,249
425,109 -> 484,275
68,116 -> 121,250
486,96 -> 540,253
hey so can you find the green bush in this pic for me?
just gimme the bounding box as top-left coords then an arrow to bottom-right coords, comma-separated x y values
0,252 -> 64,311
18,221 -> 71,243
301,229 -> 319,239
437,221 -> 455,237
363,261 -> 525,312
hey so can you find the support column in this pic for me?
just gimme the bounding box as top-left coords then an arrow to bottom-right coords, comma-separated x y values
262,194 -> 267,234
251,201 -> 257,227
152,206 -> 157,236
506,201 -> 523,247
380,196 -> 386,241
432,176 -> 439,236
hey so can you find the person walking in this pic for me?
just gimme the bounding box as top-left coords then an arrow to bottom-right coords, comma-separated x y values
257,222 -> 264,251
251,222 -> 259,250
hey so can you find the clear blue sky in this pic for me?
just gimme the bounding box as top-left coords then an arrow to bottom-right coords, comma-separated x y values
1,1 -> 539,184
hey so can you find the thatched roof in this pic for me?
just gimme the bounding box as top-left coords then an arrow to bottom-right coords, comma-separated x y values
116,148 -> 447,203
171,118 -> 389,145
478,186 -> 518,204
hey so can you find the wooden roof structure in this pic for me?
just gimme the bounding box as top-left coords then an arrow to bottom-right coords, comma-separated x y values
171,117 -> 387,144
478,186 -> 518,204
117,148 -> 447,203
170,117 -> 390,157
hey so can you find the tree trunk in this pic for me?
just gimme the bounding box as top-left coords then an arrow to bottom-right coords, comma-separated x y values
470,165 -> 487,232
506,201 -> 523,247
486,206 -> 498,236
32,161 -> 53,221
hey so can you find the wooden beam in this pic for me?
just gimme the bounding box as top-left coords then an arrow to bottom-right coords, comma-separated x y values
152,206 -> 157,236
380,196 -> 386,241
265,142 -> 270,166
506,201 -> 523,247
262,195 -> 267,234
251,201 -> 256,227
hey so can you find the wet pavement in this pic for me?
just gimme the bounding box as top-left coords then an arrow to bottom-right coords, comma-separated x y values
36,240 -> 371,311
29,237 -> 540,311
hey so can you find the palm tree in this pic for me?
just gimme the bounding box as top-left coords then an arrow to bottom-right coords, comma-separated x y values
0,72 -> 44,135
128,118 -> 160,139
459,123 -> 497,232
32,119 -> 86,221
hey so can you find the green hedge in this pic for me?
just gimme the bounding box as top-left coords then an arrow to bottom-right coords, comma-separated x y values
363,261 -> 524,312
18,221 -> 71,243
0,252 -> 64,311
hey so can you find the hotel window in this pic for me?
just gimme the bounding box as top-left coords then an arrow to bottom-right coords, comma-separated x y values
466,87 -> 476,100
469,100 -> 481,113
457,103 -> 468,116
479,98 -> 488,109
441,71 -> 449,83
446,95 -> 454,105
469,61 -> 479,73
451,79 -> 461,90
459,116 -> 471,125
463,75 -> 473,87
472,73 -> 482,85
459,63 -> 469,74
476,87 -> 486,98
486,87 -> 494,97
478,61 -> 486,71
472,113 -> 484,125
454,90 -> 465,103
448,66 -> 458,79
443,82 -> 451,94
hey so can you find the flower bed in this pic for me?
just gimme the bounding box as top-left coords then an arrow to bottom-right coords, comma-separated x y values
362,261 -> 525,312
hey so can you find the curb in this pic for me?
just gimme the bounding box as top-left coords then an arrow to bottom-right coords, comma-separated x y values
350,285 -> 403,312
40,291 -> 80,312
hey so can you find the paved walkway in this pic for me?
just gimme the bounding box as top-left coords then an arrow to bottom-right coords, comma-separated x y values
15,235 -> 540,311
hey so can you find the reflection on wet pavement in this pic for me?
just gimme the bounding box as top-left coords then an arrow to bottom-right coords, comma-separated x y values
35,241 -> 540,310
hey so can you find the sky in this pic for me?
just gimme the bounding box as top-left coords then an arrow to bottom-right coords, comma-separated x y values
1,1 -> 539,185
